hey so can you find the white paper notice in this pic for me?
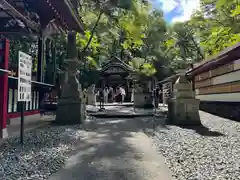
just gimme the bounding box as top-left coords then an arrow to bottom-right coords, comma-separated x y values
18,51 -> 32,102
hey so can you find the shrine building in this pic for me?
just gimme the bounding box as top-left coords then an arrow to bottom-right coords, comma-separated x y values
0,0 -> 83,138
98,56 -> 135,102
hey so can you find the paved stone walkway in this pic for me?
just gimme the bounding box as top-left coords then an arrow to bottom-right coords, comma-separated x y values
48,116 -> 175,180
88,106 -> 156,117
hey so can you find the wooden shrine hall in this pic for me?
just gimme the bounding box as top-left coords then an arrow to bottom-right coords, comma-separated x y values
98,56 -> 135,102
0,0 -> 84,138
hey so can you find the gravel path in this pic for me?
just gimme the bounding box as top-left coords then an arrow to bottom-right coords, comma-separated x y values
0,123 -> 87,180
0,115 -> 174,180
150,111 -> 240,180
48,117 -> 175,180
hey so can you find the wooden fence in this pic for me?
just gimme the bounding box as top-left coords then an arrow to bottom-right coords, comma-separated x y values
186,43 -> 240,120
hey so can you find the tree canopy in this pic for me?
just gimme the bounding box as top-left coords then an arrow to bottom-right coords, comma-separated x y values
4,0 -> 240,83
187,0 -> 240,58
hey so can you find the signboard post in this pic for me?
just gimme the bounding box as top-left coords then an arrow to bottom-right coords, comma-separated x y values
133,80 -> 136,113
18,51 -> 32,145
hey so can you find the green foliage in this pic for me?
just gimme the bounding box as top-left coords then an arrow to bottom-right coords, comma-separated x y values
12,0 -> 237,84
128,57 -> 145,69
76,30 -> 100,54
187,0 -> 240,58
140,63 -> 156,76
129,57 -> 156,76
162,0 -> 240,69
118,2 -> 150,50
3,35 -> 38,72
200,27 -> 240,56
54,0 -> 174,80
163,22 -> 203,70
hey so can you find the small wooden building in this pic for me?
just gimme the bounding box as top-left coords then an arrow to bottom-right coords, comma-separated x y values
99,56 -> 135,102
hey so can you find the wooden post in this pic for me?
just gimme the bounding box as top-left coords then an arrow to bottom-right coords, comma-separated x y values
45,38 -> 50,84
0,39 -> 9,138
37,36 -> 44,82
51,41 -> 56,85
190,63 -> 195,91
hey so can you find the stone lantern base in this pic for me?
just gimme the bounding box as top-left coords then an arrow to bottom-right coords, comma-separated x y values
87,94 -> 96,106
167,98 -> 201,125
55,61 -> 84,125
134,93 -> 153,108
167,74 -> 202,126
55,100 -> 83,125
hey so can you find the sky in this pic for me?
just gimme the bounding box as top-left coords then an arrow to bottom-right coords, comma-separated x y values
151,0 -> 200,23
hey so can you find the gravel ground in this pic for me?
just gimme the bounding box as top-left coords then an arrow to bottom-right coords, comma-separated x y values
150,111 -> 240,180
0,123 -> 86,180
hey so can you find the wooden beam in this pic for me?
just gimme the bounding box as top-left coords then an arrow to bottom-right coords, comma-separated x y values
0,26 -> 28,34
0,0 -> 40,32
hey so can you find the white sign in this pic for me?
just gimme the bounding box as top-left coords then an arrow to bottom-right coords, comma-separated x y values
18,51 -> 32,102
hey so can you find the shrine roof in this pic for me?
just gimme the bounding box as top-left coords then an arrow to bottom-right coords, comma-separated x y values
40,0 -> 84,32
158,74 -> 180,84
0,0 -> 84,35
186,42 -> 240,77
0,0 -> 40,34
100,56 -> 134,74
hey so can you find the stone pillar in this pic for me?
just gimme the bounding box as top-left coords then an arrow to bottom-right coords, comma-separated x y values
55,31 -> 84,125
87,84 -> 96,106
167,74 -> 201,125
82,89 -> 87,120
133,82 -> 153,108
133,83 -> 143,107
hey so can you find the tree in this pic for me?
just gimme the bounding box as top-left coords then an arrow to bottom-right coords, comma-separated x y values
164,22 -> 204,69
76,0 -> 148,66
71,0 -> 154,86
187,0 -> 240,57
126,9 -> 171,78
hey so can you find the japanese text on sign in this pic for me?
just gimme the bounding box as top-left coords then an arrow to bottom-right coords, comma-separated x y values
18,51 -> 32,102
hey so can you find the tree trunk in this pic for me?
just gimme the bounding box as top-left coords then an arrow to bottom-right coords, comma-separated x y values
83,11 -> 103,52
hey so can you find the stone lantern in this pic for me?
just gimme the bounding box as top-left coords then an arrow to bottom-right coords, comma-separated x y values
167,72 -> 201,125
55,31 -> 85,125
132,74 -> 154,108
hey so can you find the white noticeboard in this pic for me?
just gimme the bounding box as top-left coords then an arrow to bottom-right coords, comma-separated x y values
18,51 -> 32,102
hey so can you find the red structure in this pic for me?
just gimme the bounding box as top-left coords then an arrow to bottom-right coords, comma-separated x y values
0,0 -> 84,138
0,39 -> 9,138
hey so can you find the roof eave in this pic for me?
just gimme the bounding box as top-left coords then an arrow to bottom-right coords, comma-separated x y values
186,43 -> 240,77
0,0 -> 40,33
64,0 -> 84,33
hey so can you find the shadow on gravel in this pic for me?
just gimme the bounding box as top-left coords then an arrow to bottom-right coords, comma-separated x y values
48,117 -> 148,180
0,123 -> 87,180
136,114 -> 171,137
178,125 -> 225,137
153,110 -> 225,137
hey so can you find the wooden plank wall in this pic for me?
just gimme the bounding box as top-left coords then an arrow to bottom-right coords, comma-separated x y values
194,59 -> 240,102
